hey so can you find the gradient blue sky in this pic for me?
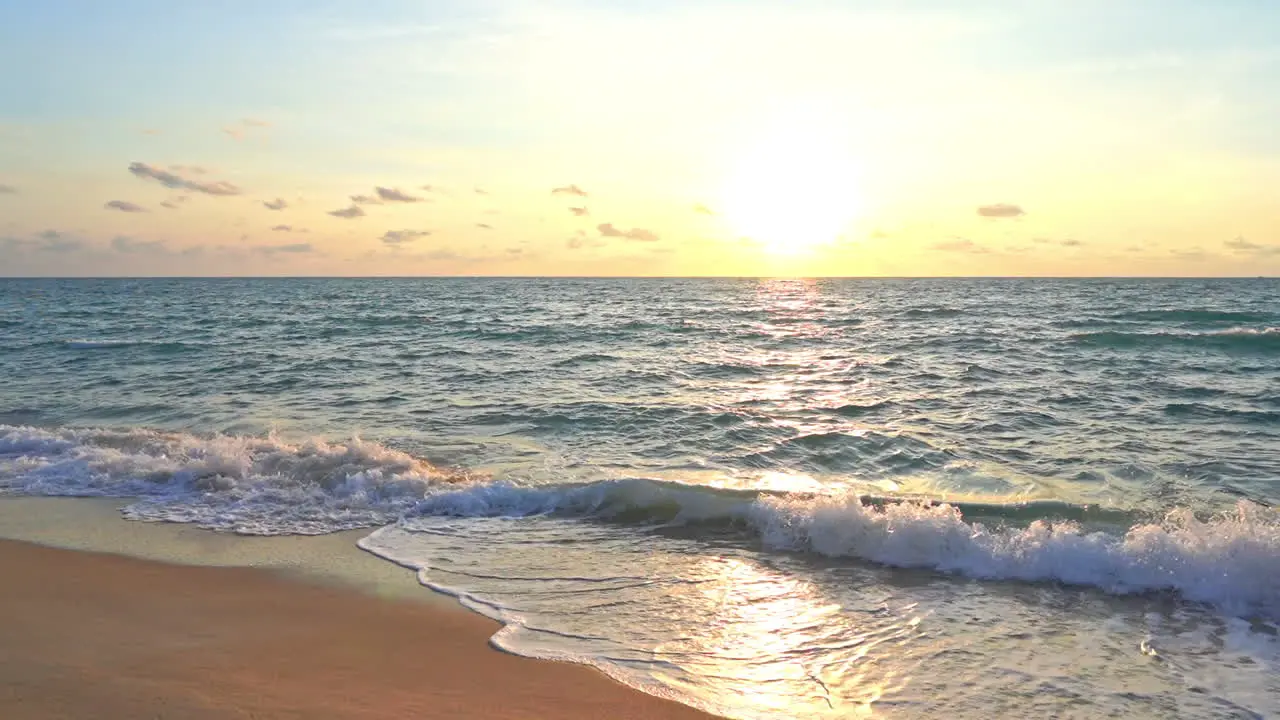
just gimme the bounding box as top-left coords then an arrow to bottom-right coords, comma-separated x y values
2,0 -> 1278,276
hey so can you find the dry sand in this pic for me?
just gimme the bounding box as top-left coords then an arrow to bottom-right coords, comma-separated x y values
0,504 -> 718,720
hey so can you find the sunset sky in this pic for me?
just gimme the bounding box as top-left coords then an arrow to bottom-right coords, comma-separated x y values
2,0 -> 1278,276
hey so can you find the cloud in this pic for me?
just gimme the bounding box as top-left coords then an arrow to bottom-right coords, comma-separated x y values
111,236 -> 168,254
5,230 -> 86,253
566,229 -> 605,249
381,229 -> 431,246
1036,237 -> 1084,247
976,203 -> 1025,218
476,223 -> 493,230
258,242 -> 313,254
569,206 -> 589,216
598,223 -> 659,242
552,184 -> 588,197
263,198 -> 288,211
375,186 -> 423,203
328,205 -> 366,219
160,201 -> 178,210
422,249 -> 465,261
0,184 -> 16,194
1170,247 -> 1210,261
933,237 -> 990,253
693,203 -> 715,215
1225,235 -> 1280,255
868,229 -> 892,240
474,187 -> 489,195
104,200 -> 147,213
271,225 -> 293,232
41,237 -> 85,253
128,162 -> 242,196
169,165 -> 208,175
350,194 -> 382,205
1226,236 -> 1262,251
223,118 -> 270,141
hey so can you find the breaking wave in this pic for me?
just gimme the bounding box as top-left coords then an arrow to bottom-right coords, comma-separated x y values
0,424 -> 471,534
3,423 -> 1278,617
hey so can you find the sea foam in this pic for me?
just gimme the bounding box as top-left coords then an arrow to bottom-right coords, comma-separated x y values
0,424 -> 467,534
749,492 -> 1280,618
3,423 -> 1279,617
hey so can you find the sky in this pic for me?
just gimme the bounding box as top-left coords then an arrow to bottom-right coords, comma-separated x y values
1,0 -> 1278,277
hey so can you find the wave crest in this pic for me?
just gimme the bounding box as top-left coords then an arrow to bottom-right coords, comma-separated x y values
1071,327 -> 1280,352
752,493 -> 1280,617
5,424 -> 1279,617
0,424 -> 469,534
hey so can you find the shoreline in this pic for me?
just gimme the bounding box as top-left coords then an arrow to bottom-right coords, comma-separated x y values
0,498 -> 718,720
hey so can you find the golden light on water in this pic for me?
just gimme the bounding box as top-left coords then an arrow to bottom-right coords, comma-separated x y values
650,555 -> 918,717
720,106 -> 863,255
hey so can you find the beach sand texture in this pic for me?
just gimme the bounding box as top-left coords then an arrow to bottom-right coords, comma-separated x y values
0,536 -> 717,719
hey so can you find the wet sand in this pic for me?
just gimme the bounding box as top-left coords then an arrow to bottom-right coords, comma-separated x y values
0,500 -> 717,720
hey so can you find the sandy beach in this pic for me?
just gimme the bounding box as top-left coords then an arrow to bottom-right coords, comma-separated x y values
0,531 -> 716,720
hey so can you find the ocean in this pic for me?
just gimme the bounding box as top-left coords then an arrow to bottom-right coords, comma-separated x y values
1,277 -> 1278,718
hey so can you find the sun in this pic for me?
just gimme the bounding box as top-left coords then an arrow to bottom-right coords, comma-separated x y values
720,108 -> 863,255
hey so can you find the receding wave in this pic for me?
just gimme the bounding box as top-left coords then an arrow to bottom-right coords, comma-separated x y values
4,424 -> 1278,617
1070,327 -> 1280,352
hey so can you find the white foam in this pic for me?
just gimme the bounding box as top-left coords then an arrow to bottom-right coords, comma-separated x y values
1208,326 -> 1280,337
0,424 -> 466,534
63,339 -> 137,349
751,493 -> 1280,618
5,423 -> 1280,617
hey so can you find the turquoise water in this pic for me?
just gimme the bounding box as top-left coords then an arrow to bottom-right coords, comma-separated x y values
2,278 -> 1279,717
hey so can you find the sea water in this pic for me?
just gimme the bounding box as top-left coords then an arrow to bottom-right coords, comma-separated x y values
1,277 -> 1278,717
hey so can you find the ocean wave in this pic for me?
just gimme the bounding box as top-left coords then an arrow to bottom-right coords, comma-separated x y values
1106,309 -> 1273,324
828,400 -> 896,417
402,479 -> 1280,617
4,424 -> 1279,617
1162,402 -> 1280,424
735,430 -> 951,474
411,480 -> 1279,617
0,424 -> 470,534
61,339 -> 196,352
752,493 -> 1280,618
1070,327 -> 1280,352
902,307 -> 964,318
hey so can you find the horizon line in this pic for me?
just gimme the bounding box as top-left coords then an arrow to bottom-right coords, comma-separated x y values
0,275 -> 1276,281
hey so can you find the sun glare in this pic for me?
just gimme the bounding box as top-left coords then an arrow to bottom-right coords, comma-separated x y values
721,108 -> 862,254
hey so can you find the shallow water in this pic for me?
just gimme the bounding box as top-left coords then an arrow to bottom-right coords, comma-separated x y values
2,277 -> 1278,717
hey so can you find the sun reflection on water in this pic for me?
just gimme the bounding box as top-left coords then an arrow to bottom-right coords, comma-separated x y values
647,554 -> 925,717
